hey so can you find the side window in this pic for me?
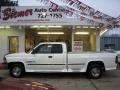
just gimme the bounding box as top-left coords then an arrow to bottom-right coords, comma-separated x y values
35,44 -> 52,54
51,44 -> 63,53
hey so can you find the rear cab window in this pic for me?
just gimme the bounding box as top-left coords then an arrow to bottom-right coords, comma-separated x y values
51,44 -> 63,53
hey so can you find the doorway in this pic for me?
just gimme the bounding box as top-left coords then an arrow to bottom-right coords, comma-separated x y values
8,36 -> 19,53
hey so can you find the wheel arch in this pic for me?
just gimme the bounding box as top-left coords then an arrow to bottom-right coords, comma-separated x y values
8,62 -> 25,71
87,61 -> 105,72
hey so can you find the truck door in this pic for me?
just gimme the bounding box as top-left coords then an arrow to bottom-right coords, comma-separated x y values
51,44 -> 66,72
28,44 -> 66,72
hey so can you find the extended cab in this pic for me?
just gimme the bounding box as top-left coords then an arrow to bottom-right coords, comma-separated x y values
4,42 -> 118,79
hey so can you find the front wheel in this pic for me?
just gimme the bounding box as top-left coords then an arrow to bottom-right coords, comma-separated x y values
9,64 -> 25,78
87,65 -> 103,79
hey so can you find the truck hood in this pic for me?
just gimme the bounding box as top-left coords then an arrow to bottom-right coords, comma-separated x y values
5,52 -> 28,57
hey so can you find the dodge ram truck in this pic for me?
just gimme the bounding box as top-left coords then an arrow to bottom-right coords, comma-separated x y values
4,42 -> 118,79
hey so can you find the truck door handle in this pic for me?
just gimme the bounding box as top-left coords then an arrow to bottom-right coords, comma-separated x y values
48,56 -> 52,58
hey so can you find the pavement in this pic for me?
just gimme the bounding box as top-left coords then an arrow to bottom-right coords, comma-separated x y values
0,70 -> 120,90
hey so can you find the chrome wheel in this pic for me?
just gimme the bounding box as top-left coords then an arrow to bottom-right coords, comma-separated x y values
12,66 -> 22,77
10,64 -> 25,78
87,65 -> 102,79
91,67 -> 101,78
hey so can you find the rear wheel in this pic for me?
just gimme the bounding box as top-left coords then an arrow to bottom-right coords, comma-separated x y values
87,65 -> 103,79
9,64 -> 25,78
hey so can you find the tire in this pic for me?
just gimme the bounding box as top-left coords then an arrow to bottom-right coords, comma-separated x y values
9,64 -> 25,78
87,65 -> 103,79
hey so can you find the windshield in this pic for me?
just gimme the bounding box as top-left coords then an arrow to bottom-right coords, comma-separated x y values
26,46 -> 36,54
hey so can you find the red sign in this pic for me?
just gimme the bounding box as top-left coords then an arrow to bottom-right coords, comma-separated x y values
2,8 -> 33,21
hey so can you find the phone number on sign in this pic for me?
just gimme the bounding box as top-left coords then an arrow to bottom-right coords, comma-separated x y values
38,13 -> 63,18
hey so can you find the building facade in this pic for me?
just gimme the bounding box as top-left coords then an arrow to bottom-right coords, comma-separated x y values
101,28 -> 120,50
0,6 -> 101,62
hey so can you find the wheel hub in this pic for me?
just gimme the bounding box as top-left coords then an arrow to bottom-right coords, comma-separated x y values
91,68 -> 100,77
12,67 -> 21,76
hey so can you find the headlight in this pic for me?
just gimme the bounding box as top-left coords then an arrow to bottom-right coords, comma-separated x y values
3,53 -> 9,63
3,56 -> 7,63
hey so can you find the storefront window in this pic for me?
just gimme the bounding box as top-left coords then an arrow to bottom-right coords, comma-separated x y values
25,28 -> 72,52
74,29 -> 96,51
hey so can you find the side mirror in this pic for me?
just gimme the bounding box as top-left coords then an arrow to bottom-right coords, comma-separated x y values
31,49 -> 36,54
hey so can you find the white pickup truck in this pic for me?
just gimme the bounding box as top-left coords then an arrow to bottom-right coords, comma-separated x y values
4,42 -> 119,79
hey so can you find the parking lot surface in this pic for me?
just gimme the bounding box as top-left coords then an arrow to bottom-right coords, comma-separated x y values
0,70 -> 120,90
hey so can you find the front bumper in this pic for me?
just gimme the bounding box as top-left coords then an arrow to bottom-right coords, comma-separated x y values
0,63 -> 8,70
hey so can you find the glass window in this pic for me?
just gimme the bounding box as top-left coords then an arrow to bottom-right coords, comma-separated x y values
51,44 -> 63,53
35,44 -> 52,54
34,44 -> 63,54
8,36 -> 19,53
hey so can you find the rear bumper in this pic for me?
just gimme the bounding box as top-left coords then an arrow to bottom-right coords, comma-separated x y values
116,63 -> 120,70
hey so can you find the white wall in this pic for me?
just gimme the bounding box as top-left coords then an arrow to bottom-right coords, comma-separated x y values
0,28 -> 25,62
